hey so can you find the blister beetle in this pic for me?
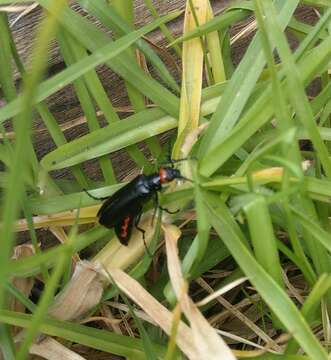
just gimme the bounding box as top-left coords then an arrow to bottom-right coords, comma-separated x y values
85,167 -> 187,245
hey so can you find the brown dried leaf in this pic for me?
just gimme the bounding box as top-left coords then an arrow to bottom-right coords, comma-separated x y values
48,261 -> 104,321
11,245 -> 35,316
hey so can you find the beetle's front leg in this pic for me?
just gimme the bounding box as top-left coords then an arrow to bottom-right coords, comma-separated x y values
155,192 -> 179,214
151,192 -> 159,225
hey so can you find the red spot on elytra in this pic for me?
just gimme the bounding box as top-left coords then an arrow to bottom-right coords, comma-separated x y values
120,216 -> 130,237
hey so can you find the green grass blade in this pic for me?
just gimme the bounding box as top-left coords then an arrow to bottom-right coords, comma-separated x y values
77,0 -> 180,93
0,0 -> 67,309
243,195 -> 283,287
57,30 -> 115,184
37,103 -> 90,188
204,191 -> 328,359
9,226 -> 109,277
5,282 -> 36,313
0,14 -> 16,101
0,0 -> 37,3
192,172 -> 211,267
28,184 -> 123,214
111,0 -> 159,167
260,0 -> 331,178
0,323 -> 15,359
143,0 -> 182,57
199,33 -> 331,177
2,13 -> 90,189
0,310 -> 165,358
37,0 -> 180,115
286,274 -> 331,354
40,81 -> 226,171
199,0 -> 299,157
170,7 -> 250,46
16,238 -> 72,359
0,10 -> 180,123
205,2 -> 226,84
41,108 -> 177,170
290,206 -> 331,253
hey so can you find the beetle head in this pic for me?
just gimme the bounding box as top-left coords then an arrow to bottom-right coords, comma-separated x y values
159,167 -> 182,184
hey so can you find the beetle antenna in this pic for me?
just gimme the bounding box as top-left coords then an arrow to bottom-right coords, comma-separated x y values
179,175 -> 194,183
159,156 -> 197,167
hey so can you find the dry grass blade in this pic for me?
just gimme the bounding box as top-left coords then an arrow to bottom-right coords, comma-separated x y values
173,0 -> 206,159
282,269 -> 305,305
9,2 -> 39,27
10,245 -> 35,334
15,205 -> 100,231
142,36 -> 182,76
0,107 -> 140,140
105,301 -> 157,325
181,122 -> 209,158
30,337 -> 86,360
196,277 -> 283,352
79,315 -> 122,326
230,19 -> 257,45
0,5 -> 34,12
103,267 -> 197,359
216,329 -> 278,354
209,293 -> 261,325
163,223 -> 236,360
196,277 -> 248,307
48,261 -> 104,321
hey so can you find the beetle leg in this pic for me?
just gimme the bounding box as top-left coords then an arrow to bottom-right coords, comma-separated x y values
153,191 -> 179,215
159,206 -> 180,214
151,192 -> 159,225
159,156 -> 198,168
134,211 -> 145,238
83,188 -> 108,201
134,212 -> 152,257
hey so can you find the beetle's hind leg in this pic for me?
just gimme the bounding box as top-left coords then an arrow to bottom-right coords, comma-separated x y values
134,211 -> 145,239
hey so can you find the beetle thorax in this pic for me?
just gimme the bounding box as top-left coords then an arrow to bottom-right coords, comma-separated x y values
145,174 -> 162,191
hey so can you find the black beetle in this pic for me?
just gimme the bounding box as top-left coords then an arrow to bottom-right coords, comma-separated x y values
85,167 -> 186,245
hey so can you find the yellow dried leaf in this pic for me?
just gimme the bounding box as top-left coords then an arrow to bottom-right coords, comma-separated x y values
173,0 -> 208,159
163,223 -> 236,360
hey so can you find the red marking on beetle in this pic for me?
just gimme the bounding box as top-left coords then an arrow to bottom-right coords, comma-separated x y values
159,167 -> 167,184
120,216 -> 131,237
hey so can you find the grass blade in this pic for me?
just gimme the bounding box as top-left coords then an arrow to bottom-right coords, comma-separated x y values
204,191 -> 328,359
0,11 -> 181,124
